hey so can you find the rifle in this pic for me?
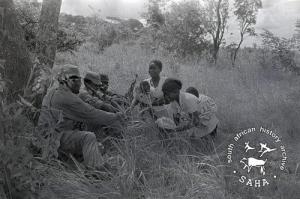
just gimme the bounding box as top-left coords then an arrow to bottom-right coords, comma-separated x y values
84,83 -> 119,113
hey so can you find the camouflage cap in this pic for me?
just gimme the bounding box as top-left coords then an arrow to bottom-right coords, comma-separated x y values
60,64 -> 80,78
99,74 -> 109,82
84,71 -> 101,85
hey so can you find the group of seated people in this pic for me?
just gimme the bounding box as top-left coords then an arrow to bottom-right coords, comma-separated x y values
129,60 -> 218,138
37,59 -> 219,169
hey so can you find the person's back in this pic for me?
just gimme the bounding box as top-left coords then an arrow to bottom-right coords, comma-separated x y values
38,86 -> 79,132
185,86 -> 218,138
185,87 -> 217,118
185,87 -> 199,98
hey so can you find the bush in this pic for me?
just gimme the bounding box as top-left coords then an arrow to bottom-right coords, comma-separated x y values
162,1 -> 209,57
14,1 -> 84,54
0,102 -> 45,199
260,29 -> 298,73
89,16 -> 143,53
143,0 -> 209,57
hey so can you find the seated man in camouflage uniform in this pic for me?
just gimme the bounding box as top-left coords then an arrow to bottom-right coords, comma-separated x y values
99,74 -> 113,98
98,73 -> 130,108
79,71 -> 117,113
38,64 -> 123,169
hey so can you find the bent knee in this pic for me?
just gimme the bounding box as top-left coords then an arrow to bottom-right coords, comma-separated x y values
83,131 -> 97,141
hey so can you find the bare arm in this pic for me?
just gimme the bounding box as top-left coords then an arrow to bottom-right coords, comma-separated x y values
152,97 -> 165,106
174,111 -> 199,131
129,98 -> 139,110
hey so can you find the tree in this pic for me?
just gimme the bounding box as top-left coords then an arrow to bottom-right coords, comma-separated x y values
21,0 -> 63,118
260,29 -> 296,72
37,0 -> 62,68
162,0 -> 209,56
292,19 -> 300,50
204,0 -> 229,63
140,0 -> 166,53
232,0 -> 261,66
0,0 -> 32,101
14,0 -> 41,51
14,1 -> 82,54
146,0 -> 165,28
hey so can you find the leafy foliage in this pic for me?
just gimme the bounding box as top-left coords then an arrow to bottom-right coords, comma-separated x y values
89,16 -> 143,53
161,1 -> 209,56
14,0 -> 84,54
2,0 -> 300,198
204,0 -> 229,62
233,0 -> 261,34
145,0 -> 165,28
56,25 -> 84,53
142,0 -> 211,57
89,19 -> 118,53
14,0 -> 41,52
292,19 -> 300,50
232,0 -> 262,65
260,29 -> 297,72
0,102 -> 45,199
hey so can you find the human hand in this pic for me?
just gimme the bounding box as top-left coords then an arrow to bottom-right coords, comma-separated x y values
115,112 -> 126,122
98,142 -> 105,154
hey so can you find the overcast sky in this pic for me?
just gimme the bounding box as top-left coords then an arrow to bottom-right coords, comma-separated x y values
57,0 -> 300,46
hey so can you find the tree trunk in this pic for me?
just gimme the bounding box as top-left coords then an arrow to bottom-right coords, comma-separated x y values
0,185 -> 8,199
212,0 -> 223,64
25,0 -> 62,124
232,34 -> 244,67
0,0 -> 32,101
212,38 -> 220,64
37,0 -> 62,68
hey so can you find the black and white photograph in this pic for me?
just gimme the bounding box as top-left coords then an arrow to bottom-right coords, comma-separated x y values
0,0 -> 299,198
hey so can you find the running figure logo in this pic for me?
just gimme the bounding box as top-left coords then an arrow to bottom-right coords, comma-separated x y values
226,127 -> 288,188
240,142 -> 277,175
258,143 -> 277,157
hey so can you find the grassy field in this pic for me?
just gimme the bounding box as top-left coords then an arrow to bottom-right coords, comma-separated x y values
47,41 -> 300,199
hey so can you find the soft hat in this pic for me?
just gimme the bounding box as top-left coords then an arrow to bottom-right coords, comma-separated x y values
57,64 -> 80,83
60,64 -> 80,77
84,71 -> 101,85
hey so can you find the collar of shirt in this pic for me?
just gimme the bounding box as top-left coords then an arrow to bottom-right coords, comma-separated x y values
58,84 -> 73,94
145,77 -> 167,98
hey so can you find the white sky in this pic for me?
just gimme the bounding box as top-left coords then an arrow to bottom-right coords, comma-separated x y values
46,0 -> 300,46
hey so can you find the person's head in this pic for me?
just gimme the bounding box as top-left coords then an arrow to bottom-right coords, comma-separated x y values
84,71 -> 102,92
99,74 -> 109,92
162,78 -> 182,103
139,80 -> 150,94
148,60 -> 162,79
186,87 -> 199,98
58,64 -> 82,94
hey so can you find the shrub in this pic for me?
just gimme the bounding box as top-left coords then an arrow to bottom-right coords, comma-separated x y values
0,102 -> 45,199
14,1 -> 84,54
162,1 -> 209,57
260,29 -> 297,73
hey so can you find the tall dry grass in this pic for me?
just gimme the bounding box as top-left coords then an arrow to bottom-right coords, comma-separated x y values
56,41 -> 300,139
52,41 -> 300,198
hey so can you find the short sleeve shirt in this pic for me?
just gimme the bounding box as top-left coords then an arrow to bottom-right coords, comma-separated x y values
168,92 -> 219,129
133,86 -> 152,106
144,76 -> 167,99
